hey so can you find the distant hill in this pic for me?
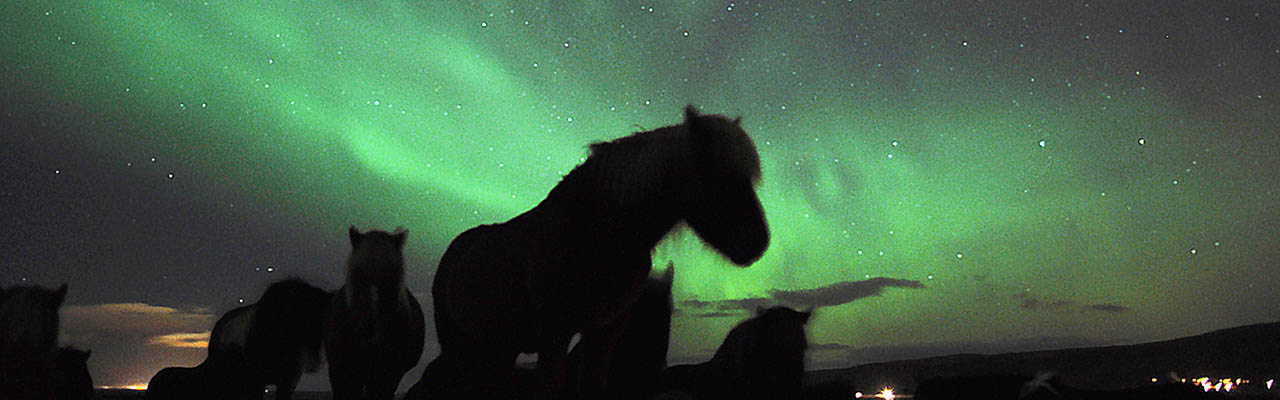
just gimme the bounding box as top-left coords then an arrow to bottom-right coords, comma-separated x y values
807,321 -> 1280,392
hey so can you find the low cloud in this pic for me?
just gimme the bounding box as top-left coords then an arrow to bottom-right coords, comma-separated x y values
1084,303 -> 1130,313
690,311 -> 741,318
1013,293 -> 1129,314
57,303 -> 218,389
770,278 -> 926,308
681,297 -> 772,313
810,342 -> 856,351
61,303 -> 214,348
147,332 -> 211,349
681,277 -> 926,316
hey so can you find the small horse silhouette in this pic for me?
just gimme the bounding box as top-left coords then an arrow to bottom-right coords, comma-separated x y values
567,263 -> 675,400
147,278 -> 331,400
52,347 -> 93,400
0,284 -> 68,400
660,306 -> 812,400
325,226 -> 425,400
408,105 -> 769,400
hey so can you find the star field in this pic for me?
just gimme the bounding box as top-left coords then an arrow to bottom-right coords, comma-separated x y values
2,0 -> 1278,390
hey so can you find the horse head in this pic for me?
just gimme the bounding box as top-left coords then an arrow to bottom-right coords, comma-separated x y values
680,105 -> 769,266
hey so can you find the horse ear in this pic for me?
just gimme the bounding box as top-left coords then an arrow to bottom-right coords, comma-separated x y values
348,225 -> 362,246
393,230 -> 409,248
683,104 -> 701,123
54,284 -> 68,307
800,307 -> 814,323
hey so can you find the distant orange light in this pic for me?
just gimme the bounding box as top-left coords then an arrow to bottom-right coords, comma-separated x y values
876,388 -> 895,400
100,383 -> 148,391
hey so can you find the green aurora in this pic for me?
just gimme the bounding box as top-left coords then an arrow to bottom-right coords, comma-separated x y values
3,0 -> 1278,387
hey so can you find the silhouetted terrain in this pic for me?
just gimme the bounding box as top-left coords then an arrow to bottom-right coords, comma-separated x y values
808,321 -> 1280,393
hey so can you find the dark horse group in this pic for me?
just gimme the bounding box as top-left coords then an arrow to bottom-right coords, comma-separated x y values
149,105 -> 784,400
147,227 -> 425,400
1,106 -> 791,399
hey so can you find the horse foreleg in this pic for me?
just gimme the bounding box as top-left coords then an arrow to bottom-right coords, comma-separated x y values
536,334 -> 572,399
327,363 -> 363,400
576,327 -> 627,399
367,370 -> 403,400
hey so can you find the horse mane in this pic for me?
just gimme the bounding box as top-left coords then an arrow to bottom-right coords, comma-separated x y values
561,105 -> 761,206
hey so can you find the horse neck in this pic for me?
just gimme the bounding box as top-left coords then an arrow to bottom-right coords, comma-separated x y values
530,172 -> 682,252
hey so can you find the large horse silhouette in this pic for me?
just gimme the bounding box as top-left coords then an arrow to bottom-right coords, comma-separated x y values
567,263 -> 675,400
0,284 -> 68,400
408,106 -> 769,399
660,306 -> 812,400
147,278 -> 331,400
325,227 -> 424,400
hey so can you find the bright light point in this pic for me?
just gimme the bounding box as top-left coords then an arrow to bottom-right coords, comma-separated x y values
150,157 -> 157,162
237,298 -> 245,303
956,253 -> 963,259
1038,139 -> 1046,147
1190,248 -> 1197,255
855,392 -> 863,398
1138,137 -> 1146,145
267,58 -> 274,64
891,140 -> 899,147
166,173 -> 174,179
877,251 -> 884,256
877,388 -> 896,400
1266,379 -> 1273,389
372,100 -> 380,106
266,267 -> 274,272
1214,241 -> 1220,246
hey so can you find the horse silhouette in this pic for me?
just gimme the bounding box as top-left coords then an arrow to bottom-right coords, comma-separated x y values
660,306 -> 812,400
147,278 -> 331,400
407,105 -> 768,400
325,226 -> 424,400
52,347 -> 93,400
0,284 -> 68,400
567,263 -> 675,400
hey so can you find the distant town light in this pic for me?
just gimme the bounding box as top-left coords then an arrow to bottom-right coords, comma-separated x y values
876,388 -> 896,400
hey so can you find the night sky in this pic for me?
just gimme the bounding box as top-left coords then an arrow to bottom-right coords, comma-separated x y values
2,1 -> 1278,391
